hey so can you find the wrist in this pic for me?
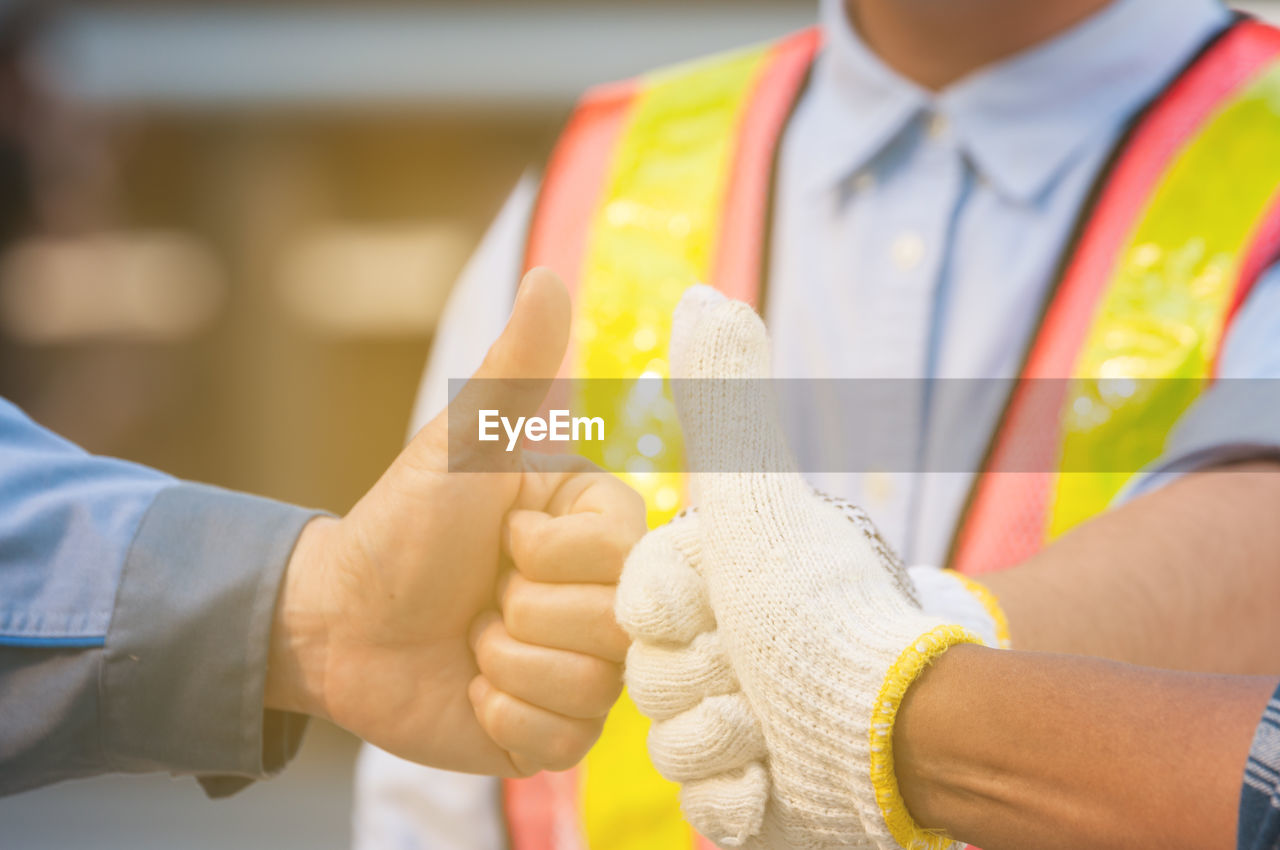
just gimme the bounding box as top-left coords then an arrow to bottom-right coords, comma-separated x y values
265,516 -> 340,721
863,623 -> 979,850
891,642 -> 992,837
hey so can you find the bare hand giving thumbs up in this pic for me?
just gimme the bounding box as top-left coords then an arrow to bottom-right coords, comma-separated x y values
265,268 -> 646,777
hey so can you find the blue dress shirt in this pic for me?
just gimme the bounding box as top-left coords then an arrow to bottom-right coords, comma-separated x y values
0,397 -> 318,796
1241,682 -> 1280,849
769,0 -> 1280,560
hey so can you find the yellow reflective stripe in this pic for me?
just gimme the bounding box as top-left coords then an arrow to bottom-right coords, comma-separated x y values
579,693 -> 689,850
570,44 -> 773,850
1049,61 -> 1280,537
868,625 -> 981,850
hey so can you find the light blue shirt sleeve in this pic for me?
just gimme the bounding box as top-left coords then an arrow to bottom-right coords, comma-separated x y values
1122,260 -> 1280,501
0,397 -> 321,797
0,398 -> 172,646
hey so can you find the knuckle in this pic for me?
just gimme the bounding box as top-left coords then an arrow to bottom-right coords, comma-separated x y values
647,695 -> 763,782
546,742 -> 580,772
596,598 -> 631,653
612,590 -> 645,639
474,626 -> 513,678
502,587 -> 537,639
509,755 -> 540,779
518,532 -> 552,581
472,639 -> 494,674
593,585 -> 620,625
607,615 -> 632,648
599,530 -> 629,567
625,640 -> 652,678
478,689 -> 511,742
485,692 -> 532,755
625,654 -> 697,721
626,483 -> 647,514
543,723 -> 599,771
646,724 -> 688,779
578,663 -> 624,715
616,558 -> 712,645
624,644 -> 667,697
565,652 -> 609,692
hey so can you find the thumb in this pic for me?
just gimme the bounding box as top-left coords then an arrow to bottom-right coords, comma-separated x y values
669,285 -> 803,508
429,267 -> 572,469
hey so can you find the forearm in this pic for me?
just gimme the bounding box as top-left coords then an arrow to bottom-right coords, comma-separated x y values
894,644 -> 1275,850
980,462 -> 1280,673
0,473 -> 319,797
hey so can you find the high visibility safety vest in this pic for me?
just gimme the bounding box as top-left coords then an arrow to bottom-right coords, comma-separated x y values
508,19 -> 1280,850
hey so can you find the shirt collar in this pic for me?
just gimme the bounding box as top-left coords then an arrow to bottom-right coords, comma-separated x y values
795,0 -> 1232,203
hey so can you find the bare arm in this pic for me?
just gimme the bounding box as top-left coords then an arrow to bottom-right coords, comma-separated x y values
893,644 -> 1275,850
980,462 -> 1280,674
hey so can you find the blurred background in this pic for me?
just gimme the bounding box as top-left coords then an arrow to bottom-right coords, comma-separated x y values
0,1 -> 1277,847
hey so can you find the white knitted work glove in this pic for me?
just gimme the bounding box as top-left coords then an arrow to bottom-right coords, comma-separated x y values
908,566 -> 1011,651
617,286 -> 980,850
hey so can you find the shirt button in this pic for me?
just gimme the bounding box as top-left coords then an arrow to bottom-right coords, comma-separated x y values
866,471 -> 896,508
892,232 -> 926,271
927,112 -> 949,139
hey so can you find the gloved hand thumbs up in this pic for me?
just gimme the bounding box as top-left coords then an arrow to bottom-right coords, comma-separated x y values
668,285 -> 805,510
621,286 -> 975,850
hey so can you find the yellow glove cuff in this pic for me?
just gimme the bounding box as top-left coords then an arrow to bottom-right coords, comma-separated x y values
868,624 -> 980,850
949,572 -> 1012,650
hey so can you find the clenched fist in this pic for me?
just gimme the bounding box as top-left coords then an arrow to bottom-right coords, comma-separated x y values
265,268 -> 645,777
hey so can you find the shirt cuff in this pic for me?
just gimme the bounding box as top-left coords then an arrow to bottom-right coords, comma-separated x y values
100,482 -> 325,795
1239,681 -> 1280,850
1117,379 -> 1280,503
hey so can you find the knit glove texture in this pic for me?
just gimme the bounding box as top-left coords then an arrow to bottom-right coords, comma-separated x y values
908,566 -> 1011,650
616,286 -> 978,850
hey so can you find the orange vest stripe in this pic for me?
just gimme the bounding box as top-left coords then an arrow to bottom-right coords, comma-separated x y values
1227,188 -> 1280,360
525,79 -> 640,305
949,20 -> 1280,575
501,769 -> 585,850
710,28 -> 821,306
